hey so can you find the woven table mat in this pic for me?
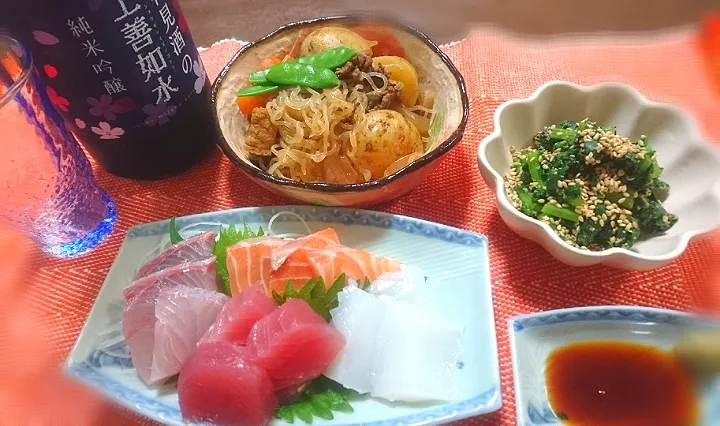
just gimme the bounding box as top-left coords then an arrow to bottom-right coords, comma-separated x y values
27,27 -> 720,425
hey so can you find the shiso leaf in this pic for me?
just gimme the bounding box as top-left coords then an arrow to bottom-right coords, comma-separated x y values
213,223 -> 264,295
169,217 -> 183,245
274,274 -> 347,321
274,377 -> 354,424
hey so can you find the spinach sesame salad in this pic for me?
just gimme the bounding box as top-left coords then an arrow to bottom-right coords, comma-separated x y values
504,119 -> 678,251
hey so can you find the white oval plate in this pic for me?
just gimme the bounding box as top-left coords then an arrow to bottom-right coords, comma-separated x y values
65,206 -> 502,426
509,306 -> 720,426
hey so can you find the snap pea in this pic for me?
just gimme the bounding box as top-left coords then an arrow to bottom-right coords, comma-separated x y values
248,46 -> 357,86
297,46 -> 358,70
236,84 -> 280,97
266,63 -> 340,89
249,69 -> 270,85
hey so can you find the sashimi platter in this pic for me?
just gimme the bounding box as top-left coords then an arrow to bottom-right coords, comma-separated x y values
66,206 -> 501,426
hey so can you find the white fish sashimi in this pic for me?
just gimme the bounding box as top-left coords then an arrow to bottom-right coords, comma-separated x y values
325,285 -> 389,393
369,301 -> 463,402
150,286 -> 228,383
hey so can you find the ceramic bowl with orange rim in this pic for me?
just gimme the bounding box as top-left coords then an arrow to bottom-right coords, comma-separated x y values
212,15 -> 468,207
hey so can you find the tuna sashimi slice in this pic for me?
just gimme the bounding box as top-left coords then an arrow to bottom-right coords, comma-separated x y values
200,284 -> 277,346
179,342 -> 277,426
305,245 -> 402,285
136,232 -> 216,279
150,286 -> 228,383
123,257 -> 218,305
269,228 -> 339,270
226,236 -> 287,296
247,298 -> 345,389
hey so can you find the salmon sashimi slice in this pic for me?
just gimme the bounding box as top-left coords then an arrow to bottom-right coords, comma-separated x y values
267,229 -> 341,294
267,251 -> 318,295
269,228 -> 339,270
226,236 -> 287,296
305,246 -> 403,285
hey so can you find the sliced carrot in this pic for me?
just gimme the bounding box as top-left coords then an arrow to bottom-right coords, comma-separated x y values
236,92 -> 274,117
352,25 -> 406,58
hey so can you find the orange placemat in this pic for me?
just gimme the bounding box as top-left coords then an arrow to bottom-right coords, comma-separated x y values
27,26 -> 720,425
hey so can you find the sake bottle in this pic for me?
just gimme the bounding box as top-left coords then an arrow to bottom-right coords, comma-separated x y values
1,0 -> 217,180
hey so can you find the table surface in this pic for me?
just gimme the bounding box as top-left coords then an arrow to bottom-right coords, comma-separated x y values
180,0 -> 719,46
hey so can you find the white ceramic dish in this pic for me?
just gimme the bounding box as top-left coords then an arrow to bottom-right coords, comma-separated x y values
477,81 -> 720,270
64,206 -> 501,426
509,306 -> 720,426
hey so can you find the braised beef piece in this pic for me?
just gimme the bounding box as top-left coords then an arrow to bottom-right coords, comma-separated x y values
336,53 -> 401,111
245,107 -> 278,157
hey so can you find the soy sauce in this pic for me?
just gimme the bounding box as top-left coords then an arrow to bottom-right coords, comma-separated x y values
545,341 -> 699,426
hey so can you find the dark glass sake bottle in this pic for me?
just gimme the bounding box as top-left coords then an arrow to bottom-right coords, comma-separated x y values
1,0 -> 217,180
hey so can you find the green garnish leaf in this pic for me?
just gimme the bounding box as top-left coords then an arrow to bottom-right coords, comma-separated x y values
361,277 -> 372,290
295,401 -> 314,424
214,223 -> 264,295
309,394 -> 334,420
275,406 -> 296,423
284,280 -> 298,299
271,290 -> 285,306
169,217 -> 183,245
428,111 -> 445,148
274,274 -> 346,321
274,377 -> 354,424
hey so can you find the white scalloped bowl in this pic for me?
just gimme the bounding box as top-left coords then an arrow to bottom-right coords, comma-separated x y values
478,81 -> 720,270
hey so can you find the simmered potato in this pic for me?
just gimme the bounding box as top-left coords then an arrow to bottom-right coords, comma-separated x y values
301,27 -> 375,56
354,110 -> 423,179
372,56 -> 419,107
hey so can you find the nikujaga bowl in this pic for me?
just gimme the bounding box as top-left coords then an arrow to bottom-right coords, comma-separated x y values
477,81 -> 720,270
212,15 -> 468,207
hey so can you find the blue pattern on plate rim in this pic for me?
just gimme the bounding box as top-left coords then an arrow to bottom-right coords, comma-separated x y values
510,307 -> 715,333
67,361 -> 500,426
126,206 -> 486,248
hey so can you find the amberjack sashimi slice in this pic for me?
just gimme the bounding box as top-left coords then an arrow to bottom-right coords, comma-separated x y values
226,236 -> 287,296
179,341 -> 278,426
247,298 -> 345,390
136,232 -> 217,279
200,284 -> 277,346
150,286 -> 228,383
123,257 -> 218,305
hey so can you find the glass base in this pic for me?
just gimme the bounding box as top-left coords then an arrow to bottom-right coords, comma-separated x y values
45,193 -> 118,258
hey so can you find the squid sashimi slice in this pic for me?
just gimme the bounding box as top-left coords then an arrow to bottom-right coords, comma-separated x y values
179,342 -> 278,426
200,284 -> 277,346
269,228 -> 340,270
226,236 -> 287,296
123,257 -> 218,305
305,245 -> 403,285
136,232 -> 217,279
150,286 -> 228,383
325,284 -> 389,393
247,298 -> 345,390
370,301 -> 463,402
